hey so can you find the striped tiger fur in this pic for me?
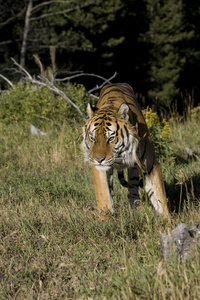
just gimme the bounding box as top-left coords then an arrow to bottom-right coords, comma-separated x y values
82,83 -> 169,219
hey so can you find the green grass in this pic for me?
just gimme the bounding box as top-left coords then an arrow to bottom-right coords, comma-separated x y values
0,113 -> 200,299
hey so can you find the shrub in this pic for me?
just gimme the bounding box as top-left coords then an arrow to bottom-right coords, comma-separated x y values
0,82 -> 89,127
142,108 -> 175,176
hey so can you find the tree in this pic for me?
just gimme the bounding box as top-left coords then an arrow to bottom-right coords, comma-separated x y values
0,0 -> 26,69
21,0 -> 97,68
0,0 -> 96,71
181,0 -> 200,103
20,0 -> 33,68
0,0 -> 124,77
143,0 -> 193,107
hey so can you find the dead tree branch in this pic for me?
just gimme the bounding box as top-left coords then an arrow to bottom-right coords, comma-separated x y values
11,58 -> 86,120
30,2 -> 94,21
0,74 -> 13,88
33,54 -> 45,76
87,72 -> 118,94
20,0 -> 33,68
53,70 -> 118,98
53,71 -> 117,85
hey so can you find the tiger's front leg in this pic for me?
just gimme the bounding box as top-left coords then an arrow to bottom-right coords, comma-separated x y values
92,165 -> 114,217
128,167 -> 140,209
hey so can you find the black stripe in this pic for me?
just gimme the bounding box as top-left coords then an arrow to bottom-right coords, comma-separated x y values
140,140 -> 147,161
124,125 -> 129,144
129,186 -> 139,190
126,101 -> 138,108
130,193 -> 139,197
120,128 -> 124,140
116,123 -> 120,137
100,106 -> 118,110
93,117 -> 102,122
147,188 -> 154,197
108,96 -> 116,100
113,143 -> 122,150
147,164 -> 154,175
129,176 -> 139,181
101,88 -> 131,99
85,139 -> 90,150
118,172 -> 124,179
105,117 -> 113,121
117,171 -> 129,188
85,125 -> 91,136
121,142 -> 125,149
148,191 -> 154,199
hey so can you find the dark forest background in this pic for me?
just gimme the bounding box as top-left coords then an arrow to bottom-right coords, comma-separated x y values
1,0 -> 200,110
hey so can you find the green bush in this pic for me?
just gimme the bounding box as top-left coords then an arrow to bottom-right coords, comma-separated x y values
142,108 -> 175,177
0,82 -> 90,127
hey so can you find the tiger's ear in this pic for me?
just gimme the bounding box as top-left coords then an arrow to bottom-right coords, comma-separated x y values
87,103 -> 97,118
119,103 -> 129,121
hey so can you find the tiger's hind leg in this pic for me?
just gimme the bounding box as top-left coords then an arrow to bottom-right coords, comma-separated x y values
92,165 -> 114,218
128,167 -> 140,209
144,161 -> 170,218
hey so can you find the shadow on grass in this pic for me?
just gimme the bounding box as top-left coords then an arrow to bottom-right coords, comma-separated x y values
166,172 -> 200,215
173,154 -> 188,165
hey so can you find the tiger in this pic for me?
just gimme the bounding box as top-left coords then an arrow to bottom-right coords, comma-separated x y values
82,83 -> 170,219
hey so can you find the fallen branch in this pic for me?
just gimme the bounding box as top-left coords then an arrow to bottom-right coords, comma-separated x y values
35,115 -> 61,127
11,57 -> 87,120
33,54 -> 45,76
11,58 -> 33,80
0,74 -> 14,88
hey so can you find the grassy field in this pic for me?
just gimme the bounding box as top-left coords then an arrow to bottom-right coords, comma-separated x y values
0,111 -> 200,299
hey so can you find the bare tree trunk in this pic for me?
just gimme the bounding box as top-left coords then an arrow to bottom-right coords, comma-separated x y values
20,0 -> 33,68
50,46 -> 56,72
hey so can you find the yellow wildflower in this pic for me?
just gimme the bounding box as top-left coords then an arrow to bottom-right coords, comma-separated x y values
161,119 -> 170,139
142,108 -> 160,129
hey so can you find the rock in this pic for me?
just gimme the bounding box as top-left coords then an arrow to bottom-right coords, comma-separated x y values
186,147 -> 199,159
30,125 -> 54,136
31,124 -> 48,136
160,223 -> 200,260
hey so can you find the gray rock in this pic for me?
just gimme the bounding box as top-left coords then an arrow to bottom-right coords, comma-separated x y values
31,124 -> 47,136
160,223 -> 200,260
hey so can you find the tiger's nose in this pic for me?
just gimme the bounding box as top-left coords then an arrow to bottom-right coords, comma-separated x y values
94,157 -> 105,163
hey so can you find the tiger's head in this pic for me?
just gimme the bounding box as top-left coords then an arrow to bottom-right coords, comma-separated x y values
83,103 -> 139,171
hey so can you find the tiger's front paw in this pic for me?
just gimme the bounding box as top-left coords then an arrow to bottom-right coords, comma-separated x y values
98,210 -> 113,221
129,199 -> 140,209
